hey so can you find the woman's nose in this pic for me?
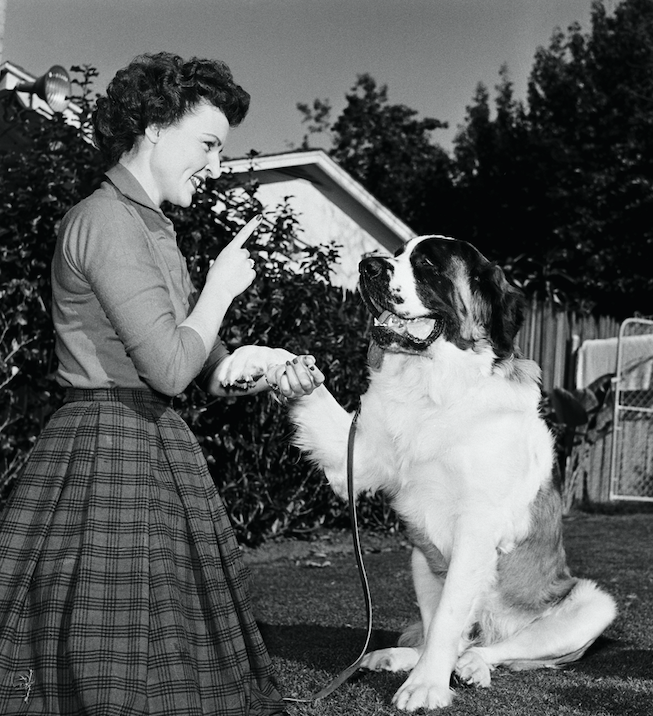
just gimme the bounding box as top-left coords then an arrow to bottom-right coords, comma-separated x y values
207,156 -> 222,179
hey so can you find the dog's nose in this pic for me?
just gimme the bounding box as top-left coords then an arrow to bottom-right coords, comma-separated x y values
359,256 -> 386,278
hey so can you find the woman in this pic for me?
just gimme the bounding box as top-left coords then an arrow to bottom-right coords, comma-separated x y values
0,52 -> 323,715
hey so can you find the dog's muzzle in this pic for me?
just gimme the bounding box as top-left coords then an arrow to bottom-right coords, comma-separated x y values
373,310 -> 443,346
359,256 -> 444,356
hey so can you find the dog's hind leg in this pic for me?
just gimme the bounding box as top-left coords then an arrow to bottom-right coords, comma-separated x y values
460,578 -> 617,674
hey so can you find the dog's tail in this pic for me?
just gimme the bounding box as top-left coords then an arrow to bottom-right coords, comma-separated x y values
501,638 -> 597,671
397,621 -> 424,648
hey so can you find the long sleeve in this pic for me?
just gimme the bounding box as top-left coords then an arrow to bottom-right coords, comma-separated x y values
53,174 -> 211,396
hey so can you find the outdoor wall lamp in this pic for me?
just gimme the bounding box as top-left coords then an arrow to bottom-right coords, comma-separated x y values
16,65 -> 71,113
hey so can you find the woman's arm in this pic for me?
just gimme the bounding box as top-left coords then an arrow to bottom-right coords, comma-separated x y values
64,199 -> 208,395
66,204 -> 261,396
180,215 -> 261,353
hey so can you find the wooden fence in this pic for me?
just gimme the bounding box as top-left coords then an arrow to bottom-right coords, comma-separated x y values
516,297 -> 621,393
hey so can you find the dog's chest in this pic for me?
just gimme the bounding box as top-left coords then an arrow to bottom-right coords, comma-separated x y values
363,384 -> 531,558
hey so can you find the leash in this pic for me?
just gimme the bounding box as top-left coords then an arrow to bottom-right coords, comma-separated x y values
283,404 -> 373,704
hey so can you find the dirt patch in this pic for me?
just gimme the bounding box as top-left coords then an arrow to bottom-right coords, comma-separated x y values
241,527 -> 411,566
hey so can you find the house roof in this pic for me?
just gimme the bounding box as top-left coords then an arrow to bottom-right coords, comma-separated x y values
223,149 -> 416,253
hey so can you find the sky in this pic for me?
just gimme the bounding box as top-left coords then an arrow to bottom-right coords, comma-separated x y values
2,0 -> 600,159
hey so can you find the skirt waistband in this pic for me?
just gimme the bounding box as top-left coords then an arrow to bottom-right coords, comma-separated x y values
64,388 -> 173,408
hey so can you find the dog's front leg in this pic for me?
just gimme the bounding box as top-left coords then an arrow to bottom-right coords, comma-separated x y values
290,386 -> 358,498
291,386 -> 394,499
392,523 -> 497,712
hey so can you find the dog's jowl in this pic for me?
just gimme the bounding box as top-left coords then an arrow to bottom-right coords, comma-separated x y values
290,235 -> 617,712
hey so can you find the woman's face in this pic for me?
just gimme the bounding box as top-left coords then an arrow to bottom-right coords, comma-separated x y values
148,102 -> 230,207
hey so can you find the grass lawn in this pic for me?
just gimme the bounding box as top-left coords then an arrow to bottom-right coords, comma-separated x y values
245,512 -> 653,715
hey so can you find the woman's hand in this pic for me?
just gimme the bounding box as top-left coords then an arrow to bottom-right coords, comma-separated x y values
215,345 -> 296,389
266,355 -> 325,401
181,216 -> 263,355
210,346 -> 324,399
205,215 -> 262,302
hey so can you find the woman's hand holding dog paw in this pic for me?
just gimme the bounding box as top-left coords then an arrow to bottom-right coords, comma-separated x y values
265,355 -> 325,403
215,345 -> 295,390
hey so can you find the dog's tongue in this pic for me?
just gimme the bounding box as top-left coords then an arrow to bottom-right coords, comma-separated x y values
368,339 -> 384,371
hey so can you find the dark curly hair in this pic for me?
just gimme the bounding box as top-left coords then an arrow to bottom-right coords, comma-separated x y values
92,52 -> 250,165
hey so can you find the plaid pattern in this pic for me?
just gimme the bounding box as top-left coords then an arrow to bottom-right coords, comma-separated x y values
0,389 -> 284,715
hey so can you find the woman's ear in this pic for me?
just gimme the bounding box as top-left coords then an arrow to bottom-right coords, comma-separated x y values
144,125 -> 162,144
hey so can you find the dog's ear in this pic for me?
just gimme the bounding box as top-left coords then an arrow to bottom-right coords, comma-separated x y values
478,264 -> 525,359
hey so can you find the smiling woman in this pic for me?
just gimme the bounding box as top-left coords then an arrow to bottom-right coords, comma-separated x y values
133,102 -> 231,207
0,51 -> 324,715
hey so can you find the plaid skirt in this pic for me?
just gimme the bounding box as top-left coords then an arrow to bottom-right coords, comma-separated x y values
0,388 -> 284,715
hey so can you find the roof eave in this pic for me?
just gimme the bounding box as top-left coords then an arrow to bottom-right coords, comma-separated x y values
223,150 -> 415,253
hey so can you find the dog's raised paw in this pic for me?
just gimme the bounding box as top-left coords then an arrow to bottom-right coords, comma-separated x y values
455,649 -> 492,688
360,647 -> 420,673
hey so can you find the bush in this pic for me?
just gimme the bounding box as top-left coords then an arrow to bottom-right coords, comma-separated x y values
1,67 -> 103,501
0,67 -> 398,545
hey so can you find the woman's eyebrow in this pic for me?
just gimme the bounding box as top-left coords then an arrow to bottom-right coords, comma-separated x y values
204,132 -> 223,146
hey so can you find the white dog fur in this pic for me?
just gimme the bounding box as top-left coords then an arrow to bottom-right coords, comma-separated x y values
289,235 -> 616,712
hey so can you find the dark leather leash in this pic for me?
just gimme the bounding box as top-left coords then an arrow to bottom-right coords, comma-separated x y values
283,404 -> 373,704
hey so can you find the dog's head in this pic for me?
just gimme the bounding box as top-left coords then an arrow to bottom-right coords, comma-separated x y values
359,235 -> 525,361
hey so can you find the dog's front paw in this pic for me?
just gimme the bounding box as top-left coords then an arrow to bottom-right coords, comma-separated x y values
361,647 -> 420,673
455,648 -> 492,688
392,669 -> 454,712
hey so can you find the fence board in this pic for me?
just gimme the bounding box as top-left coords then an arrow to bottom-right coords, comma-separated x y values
517,300 -> 620,393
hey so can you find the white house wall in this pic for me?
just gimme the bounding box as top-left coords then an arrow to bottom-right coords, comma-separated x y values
255,178 -> 390,291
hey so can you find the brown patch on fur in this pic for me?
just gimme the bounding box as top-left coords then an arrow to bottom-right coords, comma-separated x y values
496,483 -> 577,613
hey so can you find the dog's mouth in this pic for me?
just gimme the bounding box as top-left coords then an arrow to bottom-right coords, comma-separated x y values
374,309 -> 443,345
360,281 -> 445,358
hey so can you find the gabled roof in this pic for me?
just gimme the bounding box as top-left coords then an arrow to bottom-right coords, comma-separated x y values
223,149 -> 415,253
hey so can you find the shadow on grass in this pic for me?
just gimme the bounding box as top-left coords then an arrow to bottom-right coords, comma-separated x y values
262,624 -> 653,714
555,677 -> 653,716
572,636 -> 653,680
258,621 -> 401,673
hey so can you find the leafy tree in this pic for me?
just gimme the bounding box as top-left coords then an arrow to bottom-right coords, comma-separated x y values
298,73 -> 457,236
525,0 -> 653,317
0,66 -> 104,499
454,0 -> 653,316
453,69 -> 542,257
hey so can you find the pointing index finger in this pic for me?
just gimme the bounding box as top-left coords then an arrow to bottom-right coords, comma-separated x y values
230,214 -> 263,249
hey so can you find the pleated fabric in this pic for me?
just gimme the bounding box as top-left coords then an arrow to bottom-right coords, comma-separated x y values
0,389 -> 284,715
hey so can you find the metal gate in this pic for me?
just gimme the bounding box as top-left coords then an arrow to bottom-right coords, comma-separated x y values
610,318 -> 653,501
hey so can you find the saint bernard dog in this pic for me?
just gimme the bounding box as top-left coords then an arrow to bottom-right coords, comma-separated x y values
289,235 -> 617,712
